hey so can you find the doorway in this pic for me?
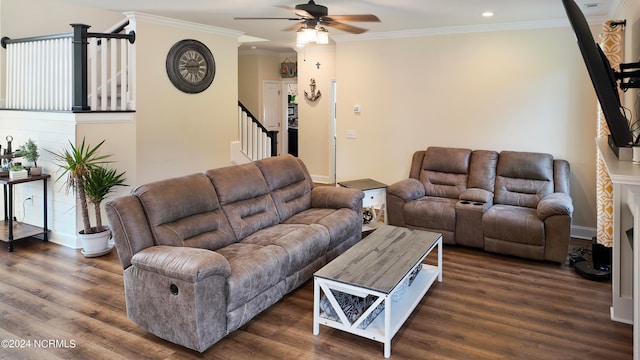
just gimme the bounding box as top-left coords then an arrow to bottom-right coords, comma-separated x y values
281,80 -> 297,156
329,79 -> 336,184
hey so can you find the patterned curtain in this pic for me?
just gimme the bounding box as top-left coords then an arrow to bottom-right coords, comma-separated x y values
596,21 -> 625,247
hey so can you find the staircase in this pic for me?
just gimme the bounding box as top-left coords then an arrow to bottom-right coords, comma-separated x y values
232,102 -> 278,164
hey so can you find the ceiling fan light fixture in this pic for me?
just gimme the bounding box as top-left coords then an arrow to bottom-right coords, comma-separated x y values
304,27 -> 317,43
296,25 -> 329,46
316,27 -> 329,45
296,27 -> 308,46
235,1 -> 378,46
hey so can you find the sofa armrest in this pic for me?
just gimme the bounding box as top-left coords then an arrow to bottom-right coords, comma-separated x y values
537,193 -> 574,220
460,188 -> 494,206
131,246 -> 231,283
311,186 -> 364,210
386,178 -> 425,202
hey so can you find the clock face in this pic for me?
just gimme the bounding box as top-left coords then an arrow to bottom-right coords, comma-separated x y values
166,40 -> 215,93
179,50 -> 208,84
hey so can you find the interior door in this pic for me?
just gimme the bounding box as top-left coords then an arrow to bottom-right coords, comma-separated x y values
263,81 -> 281,132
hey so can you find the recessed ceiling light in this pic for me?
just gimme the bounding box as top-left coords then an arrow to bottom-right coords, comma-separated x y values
482,11 -> 494,17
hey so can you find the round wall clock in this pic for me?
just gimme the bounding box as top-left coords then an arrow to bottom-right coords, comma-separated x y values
166,39 -> 216,94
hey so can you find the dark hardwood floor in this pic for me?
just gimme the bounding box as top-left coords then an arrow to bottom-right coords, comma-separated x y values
0,237 -> 632,360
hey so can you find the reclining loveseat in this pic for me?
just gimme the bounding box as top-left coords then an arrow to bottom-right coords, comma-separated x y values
386,147 -> 573,262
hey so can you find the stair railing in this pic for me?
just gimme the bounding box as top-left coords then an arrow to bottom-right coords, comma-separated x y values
1,22 -> 135,112
238,102 -> 278,160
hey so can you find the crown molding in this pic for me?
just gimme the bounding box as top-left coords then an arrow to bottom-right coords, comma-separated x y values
332,16 -> 608,43
238,48 -> 297,57
124,12 -> 243,39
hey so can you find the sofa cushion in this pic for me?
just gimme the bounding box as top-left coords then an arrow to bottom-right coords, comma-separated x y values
255,155 -> 313,221
206,163 -> 279,240
241,223 -> 329,275
216,242 -> 289,311
419,147 -> 471,199
285,207 -> 361,251
483,204 -> 544,246
494,151 -> 554,208
134,173 -> 236,250
403,196 -> 457,233
468,150 -> 499,192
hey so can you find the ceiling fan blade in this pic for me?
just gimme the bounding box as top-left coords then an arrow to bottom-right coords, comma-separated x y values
234,17 -> 303,21
275,4 -> 314,19
323,21 -> 368,34
323,14 -> 380,22
294,9 -> 314,19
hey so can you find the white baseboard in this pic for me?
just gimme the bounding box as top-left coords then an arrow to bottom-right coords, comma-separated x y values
571,225 -> 596,240
229,141 -> 251,165
48,232 -> 82,249
311,174 -> 332,184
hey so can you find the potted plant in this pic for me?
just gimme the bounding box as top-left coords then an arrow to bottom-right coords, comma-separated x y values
9,163 -> 27,180
47,137 -> 127,256
18,138 -> 41,176
84,165 -> 127,234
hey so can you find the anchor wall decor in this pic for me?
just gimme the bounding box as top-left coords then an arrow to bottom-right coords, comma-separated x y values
304,78 -> 321,102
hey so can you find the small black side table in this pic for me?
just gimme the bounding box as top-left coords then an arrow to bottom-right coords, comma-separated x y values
0,174 -> 50,252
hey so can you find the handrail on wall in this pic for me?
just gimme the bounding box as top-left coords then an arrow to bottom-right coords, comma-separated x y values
238,101 -> 278,158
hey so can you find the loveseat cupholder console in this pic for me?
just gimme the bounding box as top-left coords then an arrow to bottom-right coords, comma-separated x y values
458,200 -> 484,206
454,200 -> 487,248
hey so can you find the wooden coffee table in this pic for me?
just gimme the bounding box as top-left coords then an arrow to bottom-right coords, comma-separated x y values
313,225 -> 442,358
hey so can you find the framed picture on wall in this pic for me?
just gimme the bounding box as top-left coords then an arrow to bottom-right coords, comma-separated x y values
280,59 -> 297,78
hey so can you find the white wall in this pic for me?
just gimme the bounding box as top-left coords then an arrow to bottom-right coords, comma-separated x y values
334,26 -> 599,231
297,46 -> 336,183
0,111 -> 78,247
127,14 -> 240,185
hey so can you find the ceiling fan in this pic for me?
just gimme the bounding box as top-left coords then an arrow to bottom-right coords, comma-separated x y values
234,0 -> 381,35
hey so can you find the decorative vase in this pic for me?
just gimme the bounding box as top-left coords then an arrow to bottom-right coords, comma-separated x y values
29,166 -> 42,176
79,228 -> 112,256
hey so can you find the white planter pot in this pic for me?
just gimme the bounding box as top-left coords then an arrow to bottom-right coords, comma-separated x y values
79,228 -> 112,256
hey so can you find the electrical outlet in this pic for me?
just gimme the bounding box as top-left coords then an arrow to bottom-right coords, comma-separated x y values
346,130 -> 357,139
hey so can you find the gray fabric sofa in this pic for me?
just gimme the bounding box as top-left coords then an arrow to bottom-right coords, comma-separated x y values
386,147 -> 573,263
105,155 -> 364,352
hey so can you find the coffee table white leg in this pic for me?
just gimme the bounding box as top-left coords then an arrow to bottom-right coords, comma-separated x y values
437,237 -> 442,282
313,277 -> 320,335
384,296 -> 391,358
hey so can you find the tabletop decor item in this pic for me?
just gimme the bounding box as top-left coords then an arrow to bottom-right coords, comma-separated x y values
18,138 -> 41,175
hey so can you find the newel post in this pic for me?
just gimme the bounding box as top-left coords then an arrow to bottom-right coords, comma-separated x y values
71,23 -> 90,112
269,131 -> 278,157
